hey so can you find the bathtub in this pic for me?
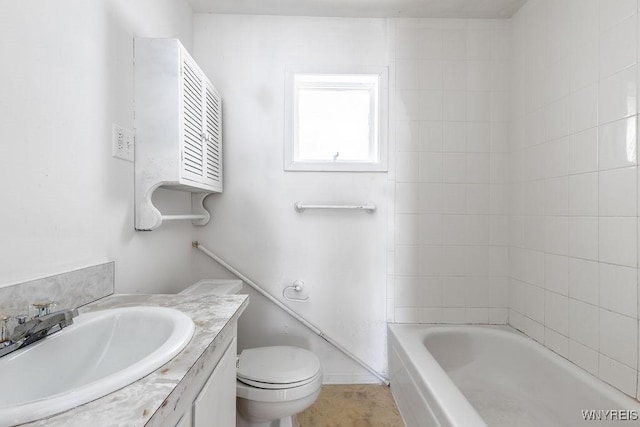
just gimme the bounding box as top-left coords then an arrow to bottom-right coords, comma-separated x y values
388,324 -> 640,427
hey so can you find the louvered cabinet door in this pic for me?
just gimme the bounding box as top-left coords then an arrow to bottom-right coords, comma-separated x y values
180,54 -> 207,185
203,82 -> 222,191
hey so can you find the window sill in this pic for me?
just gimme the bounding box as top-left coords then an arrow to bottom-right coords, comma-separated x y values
284,161 -> 388,172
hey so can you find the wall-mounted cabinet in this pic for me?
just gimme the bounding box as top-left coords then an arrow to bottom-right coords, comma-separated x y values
134,38 -> 222,231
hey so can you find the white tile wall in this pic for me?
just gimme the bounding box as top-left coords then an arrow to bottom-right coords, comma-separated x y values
388,0 -> 640,401
390,18 -> 511,326
509,0 -> 640,399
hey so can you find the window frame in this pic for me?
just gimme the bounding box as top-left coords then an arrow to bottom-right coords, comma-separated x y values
284,67 -> 389,172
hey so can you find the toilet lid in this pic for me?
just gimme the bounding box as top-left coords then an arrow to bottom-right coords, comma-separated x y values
237,346 -> 321,386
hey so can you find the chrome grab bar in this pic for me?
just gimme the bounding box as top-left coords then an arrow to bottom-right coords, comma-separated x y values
192,241 -> 389,385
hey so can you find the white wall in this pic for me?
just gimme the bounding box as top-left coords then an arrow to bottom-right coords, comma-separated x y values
510,0 -> 640,399
389,18 -> 511,324
0,0 -> 198,293
192,14 -> 390,383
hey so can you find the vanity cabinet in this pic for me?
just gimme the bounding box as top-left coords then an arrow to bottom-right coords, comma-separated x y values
193,338 -> 237,426
134,38 -> 223,231
168,324 -> 238,427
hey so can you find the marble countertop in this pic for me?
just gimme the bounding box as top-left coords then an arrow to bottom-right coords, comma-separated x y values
23,293 -> 248,427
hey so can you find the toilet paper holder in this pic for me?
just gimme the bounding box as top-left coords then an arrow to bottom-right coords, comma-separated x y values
283,280 -> 309,302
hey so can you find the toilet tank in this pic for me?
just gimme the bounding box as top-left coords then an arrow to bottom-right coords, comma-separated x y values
179,279 -> 243,296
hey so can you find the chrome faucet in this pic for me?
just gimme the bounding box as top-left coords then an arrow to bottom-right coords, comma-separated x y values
0,303 -> 79,358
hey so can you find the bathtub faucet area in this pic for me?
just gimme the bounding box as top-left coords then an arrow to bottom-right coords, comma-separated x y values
0,306 -> 79,358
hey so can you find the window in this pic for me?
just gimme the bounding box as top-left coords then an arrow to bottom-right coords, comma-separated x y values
284,69 -> 388,172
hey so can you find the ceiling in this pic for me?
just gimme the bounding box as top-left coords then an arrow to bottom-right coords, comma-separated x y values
187,0 -> 528,19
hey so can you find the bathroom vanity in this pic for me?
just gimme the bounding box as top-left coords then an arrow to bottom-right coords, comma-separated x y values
20,293 -> 248,427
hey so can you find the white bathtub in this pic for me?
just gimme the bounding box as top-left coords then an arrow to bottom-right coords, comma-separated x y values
388,325 -> 640,427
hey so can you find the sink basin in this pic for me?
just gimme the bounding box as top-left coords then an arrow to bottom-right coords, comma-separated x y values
0,306 -> 195,426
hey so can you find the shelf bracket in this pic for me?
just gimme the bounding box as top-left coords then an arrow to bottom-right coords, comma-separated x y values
190,192 -> 211,226
135,183 -> 213,231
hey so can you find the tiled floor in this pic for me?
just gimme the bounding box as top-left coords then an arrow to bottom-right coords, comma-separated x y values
298,384 -> 405,427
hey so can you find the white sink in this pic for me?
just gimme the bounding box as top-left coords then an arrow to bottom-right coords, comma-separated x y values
0,306 -> 195,426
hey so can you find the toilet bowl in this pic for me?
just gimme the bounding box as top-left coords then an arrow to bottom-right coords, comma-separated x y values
236,346 -> 322,427
179,280 -> 323,427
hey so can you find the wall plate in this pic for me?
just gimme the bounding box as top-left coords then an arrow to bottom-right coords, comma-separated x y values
112,123 -> 134,162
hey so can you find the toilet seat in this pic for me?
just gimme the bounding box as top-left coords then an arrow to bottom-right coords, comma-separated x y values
237,346 -> 321,390
238,374 -> 317,389
236,370 -> 323,402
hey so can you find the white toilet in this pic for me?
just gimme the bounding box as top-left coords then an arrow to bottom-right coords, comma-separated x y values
180,280 -> 323,427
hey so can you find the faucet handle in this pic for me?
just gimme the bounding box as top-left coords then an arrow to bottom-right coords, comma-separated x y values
32,301 -> 56,317
16,314 -> 28,325
0,316 -> 12,343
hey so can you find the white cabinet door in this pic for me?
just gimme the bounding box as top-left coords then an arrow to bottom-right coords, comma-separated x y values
203,81 -> 222,191
175,410 -> 192,427
179,52 -> 223,191
180,53 -> 207,185
193,338 -> 237,427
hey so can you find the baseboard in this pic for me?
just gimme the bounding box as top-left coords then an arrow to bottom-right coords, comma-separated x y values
322,373 -> 385,385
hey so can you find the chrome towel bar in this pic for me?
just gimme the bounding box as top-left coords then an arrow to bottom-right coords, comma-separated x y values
294,202 -> 376,213
161,214 -> 208,221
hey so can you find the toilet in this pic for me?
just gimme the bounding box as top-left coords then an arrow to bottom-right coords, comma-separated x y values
179,280 -> 323,427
